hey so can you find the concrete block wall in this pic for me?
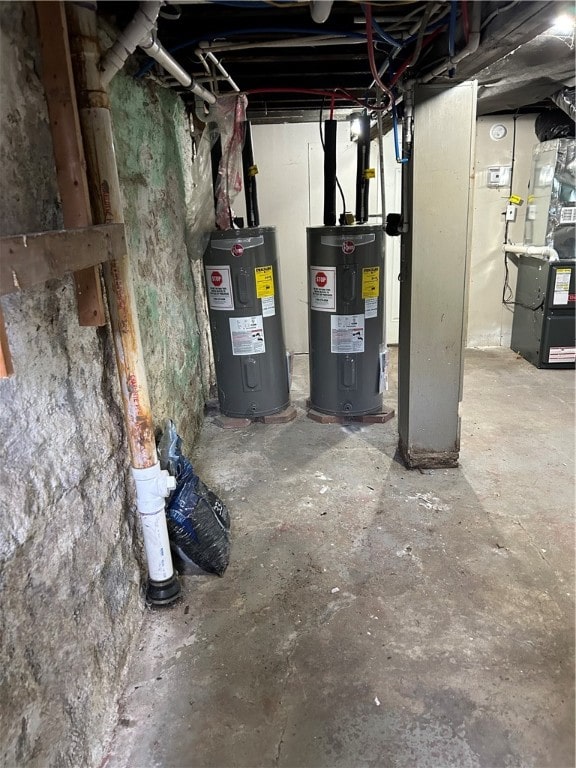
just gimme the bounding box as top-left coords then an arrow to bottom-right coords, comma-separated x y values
0,4 -> 211,766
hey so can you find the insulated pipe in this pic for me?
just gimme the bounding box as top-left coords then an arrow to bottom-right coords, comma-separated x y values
66,4 -> 180,605
211,134 -> 223,218
310,0 -> 334,24
503,244 -> 560,261
355,113 -> 371,224
323,119 -> 337,226
242,121 -> 260,228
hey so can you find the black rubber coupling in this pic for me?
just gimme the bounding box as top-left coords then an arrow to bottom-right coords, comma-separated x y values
146,574 -> 181,606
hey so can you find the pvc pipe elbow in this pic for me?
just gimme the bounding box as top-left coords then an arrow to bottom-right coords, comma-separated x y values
100,1 -> 163,86
132,461 -> 176,515
503,243 -> 560,261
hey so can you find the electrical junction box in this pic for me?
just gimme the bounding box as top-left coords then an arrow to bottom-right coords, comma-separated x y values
505,204 -> 517,222
487,165 -> 512,188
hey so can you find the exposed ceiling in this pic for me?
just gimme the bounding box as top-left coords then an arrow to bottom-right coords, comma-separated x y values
101,1 -> 575,121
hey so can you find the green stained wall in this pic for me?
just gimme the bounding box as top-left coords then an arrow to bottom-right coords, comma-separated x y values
109,73 -> 211,449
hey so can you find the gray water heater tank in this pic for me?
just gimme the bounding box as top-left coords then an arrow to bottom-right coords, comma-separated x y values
307,225 -> 385,416
204,226 -> 289,418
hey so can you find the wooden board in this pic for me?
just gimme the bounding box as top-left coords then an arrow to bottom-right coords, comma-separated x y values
0,224 -> 126,296
36,1 -> 106,326
0,305 -> 13,378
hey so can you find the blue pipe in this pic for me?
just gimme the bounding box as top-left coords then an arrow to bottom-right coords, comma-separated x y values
392,103 -> 408,164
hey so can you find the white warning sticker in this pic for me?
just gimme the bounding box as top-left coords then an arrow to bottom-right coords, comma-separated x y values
205,265 -> 234,311
310,266 -> 336,312
553,268 -> 571,306
261,296 -> 275,318
365,297 -> 378,319
331,314 -> 365,354
229,315 -> 265,356
548,346 -> 576,363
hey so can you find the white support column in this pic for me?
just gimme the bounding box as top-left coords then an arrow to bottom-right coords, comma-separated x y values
398,82 -> 477,468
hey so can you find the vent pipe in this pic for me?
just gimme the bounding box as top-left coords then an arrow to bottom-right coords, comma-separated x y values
242,121 -> 260,227
323,120 -> 337,226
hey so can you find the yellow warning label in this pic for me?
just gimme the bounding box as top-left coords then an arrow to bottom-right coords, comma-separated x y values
509,194 -> 524,205
362,267 -> 380,299
255,265 -> 274,298
363,168 -> 376,179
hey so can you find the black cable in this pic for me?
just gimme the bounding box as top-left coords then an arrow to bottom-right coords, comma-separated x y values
319,99 -> 347,219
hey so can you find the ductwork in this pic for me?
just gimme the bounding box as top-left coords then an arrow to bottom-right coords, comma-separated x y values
550,86 -> 576,123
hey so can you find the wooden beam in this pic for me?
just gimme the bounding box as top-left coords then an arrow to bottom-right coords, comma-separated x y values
0,305 -> 14,378
0,224 -> 126,296
36,1 -> 106,326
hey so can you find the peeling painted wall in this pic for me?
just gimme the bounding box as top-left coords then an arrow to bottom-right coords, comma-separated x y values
0,4 -> 213,766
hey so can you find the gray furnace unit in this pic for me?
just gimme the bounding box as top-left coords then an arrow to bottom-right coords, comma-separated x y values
204,227 -> 290,418
307,225 -> 385,415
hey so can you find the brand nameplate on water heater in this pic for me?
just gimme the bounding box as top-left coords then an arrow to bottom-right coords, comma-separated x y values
310,266 -> 336,312
229,315 -> 266,356
211,235 -> 265,251
330,314 -> 365,354
205,265 -> 234,310
320,234 -> 376,249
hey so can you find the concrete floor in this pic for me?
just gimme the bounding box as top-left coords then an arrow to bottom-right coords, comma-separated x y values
104,348 -> 575,768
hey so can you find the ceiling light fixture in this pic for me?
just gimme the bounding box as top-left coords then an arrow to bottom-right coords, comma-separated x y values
550,13 -> 575,36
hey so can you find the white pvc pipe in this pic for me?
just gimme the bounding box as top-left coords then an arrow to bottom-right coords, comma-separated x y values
503,243 -> 560,261
100,1 -> 162,86
420,1 -> 482,83
310,0 -> 334,24
132,463 -> 176,582
100,1 -> 216,103
206,52 -> 240,93
140,36 -> 216,102
197,35 -> 363,54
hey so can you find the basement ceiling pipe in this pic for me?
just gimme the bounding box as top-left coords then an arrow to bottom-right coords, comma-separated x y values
100,0 -> 162,86
419,0 -> 481,83
310,0 -> 334,24
67,3 -> 180,605
100,0 -> 216,103
503,243 -> 560,261
196,35 -> 364,54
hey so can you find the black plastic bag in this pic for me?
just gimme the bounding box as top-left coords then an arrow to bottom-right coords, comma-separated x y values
158,421 -> 230,576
